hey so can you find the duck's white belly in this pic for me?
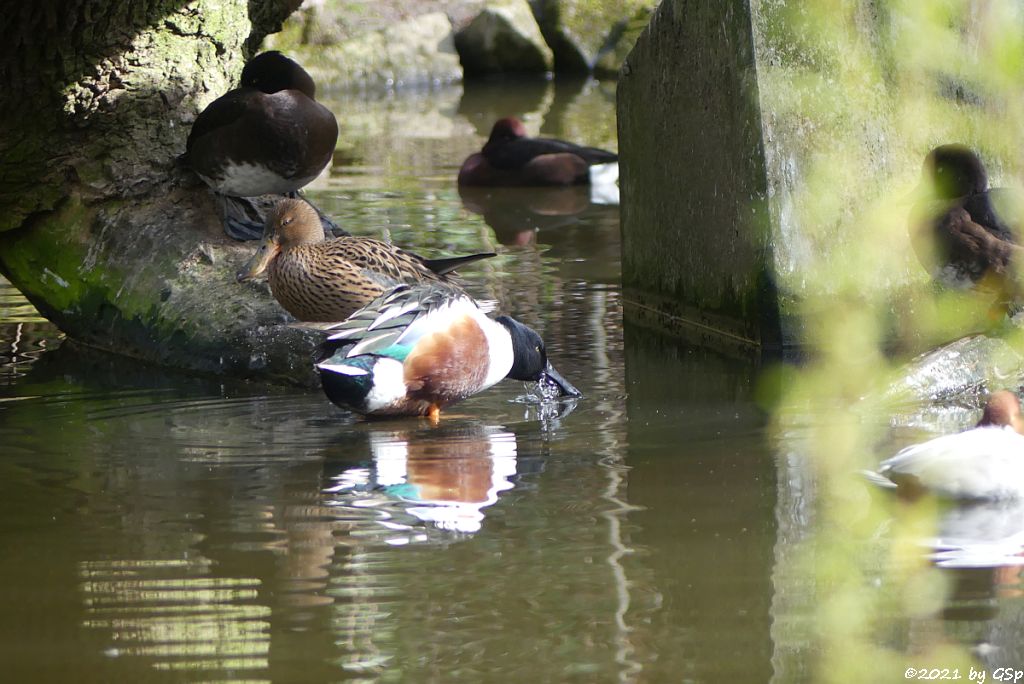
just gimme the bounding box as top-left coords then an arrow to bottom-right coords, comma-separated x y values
879,426 -> 1024,499
203,162 -> 317,197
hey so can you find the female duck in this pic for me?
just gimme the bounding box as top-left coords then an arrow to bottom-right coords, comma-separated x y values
182,51 -> 339,240
871,391 -> 1024,500
316,283 -> 582,419
458,117 -> 618,187
237,199 -> 494,322
910,144 -> 1024,301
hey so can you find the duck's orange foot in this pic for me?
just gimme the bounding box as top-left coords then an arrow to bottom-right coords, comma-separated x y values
427,404 -> 441,425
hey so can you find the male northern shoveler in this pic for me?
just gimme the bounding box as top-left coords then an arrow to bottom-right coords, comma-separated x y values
182,51 -> 339,240
458,117 -> 618,187
237,198 -> 495,322
909,145 -> 1024,304
315,283 -> 582,419
867,390 -> 1024,500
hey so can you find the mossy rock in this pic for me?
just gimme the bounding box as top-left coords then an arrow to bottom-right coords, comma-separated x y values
0,0 -> 328,387
268,10 -> 463,89
531,0 -> 657,75
455,0 -> 553,77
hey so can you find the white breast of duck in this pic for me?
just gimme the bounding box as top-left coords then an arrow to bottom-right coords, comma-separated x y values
877,425 -> 1024,500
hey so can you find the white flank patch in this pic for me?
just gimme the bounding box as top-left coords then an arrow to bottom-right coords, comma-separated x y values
316,362 -> 369,376
589,161 -> 619,185
590,181 -> 620,206
589,161 -> 620,206
214,162 -> 317,197
364,358 -> 408,413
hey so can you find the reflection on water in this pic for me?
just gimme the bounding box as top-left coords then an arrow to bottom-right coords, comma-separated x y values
80,559 -> 270,673
325,423 -> 519,537
459,184 -> 620,248
3,78 -> 1024,681
0,277 -> 62,384
930,501 -> 1024,568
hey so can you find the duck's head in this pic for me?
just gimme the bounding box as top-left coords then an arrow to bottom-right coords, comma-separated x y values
237,199 -> 325,282
923,144 -> 989,199
487,117 -> 529,144
495,315 -> 582,398
976,390 -> 1024,434
240,51 -> 317,98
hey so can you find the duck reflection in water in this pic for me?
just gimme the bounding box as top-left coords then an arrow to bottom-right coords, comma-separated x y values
324,423 -> 520,536
929,499 -> 1024,571
458,184 -> 618,246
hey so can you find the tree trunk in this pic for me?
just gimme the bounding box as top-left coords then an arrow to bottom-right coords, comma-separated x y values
0,0 -> 322,386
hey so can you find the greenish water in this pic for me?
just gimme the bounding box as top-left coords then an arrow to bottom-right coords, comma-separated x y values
1,79 -> 1023,682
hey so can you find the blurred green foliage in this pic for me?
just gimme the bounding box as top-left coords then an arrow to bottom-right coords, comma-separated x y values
768,0 -> 1024,679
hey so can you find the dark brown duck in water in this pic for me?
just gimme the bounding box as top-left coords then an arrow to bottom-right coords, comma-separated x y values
237,199 -> 495,322
458,117 -> 618,187
910,144 -> 1024,309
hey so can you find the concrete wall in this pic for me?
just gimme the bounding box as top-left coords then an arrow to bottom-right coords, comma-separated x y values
617,0 -> 781,352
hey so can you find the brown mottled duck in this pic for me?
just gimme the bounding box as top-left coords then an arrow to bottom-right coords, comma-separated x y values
237,198 -> 495,322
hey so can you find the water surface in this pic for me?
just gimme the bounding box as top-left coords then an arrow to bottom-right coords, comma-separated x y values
1,78 -> 1023,682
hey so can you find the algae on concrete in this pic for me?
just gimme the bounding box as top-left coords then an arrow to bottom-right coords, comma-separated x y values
618,0 -> 779,350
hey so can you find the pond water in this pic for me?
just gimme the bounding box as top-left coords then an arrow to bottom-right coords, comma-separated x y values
2,78 -> 1023,682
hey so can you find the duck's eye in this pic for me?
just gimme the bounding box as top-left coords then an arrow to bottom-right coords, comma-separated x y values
282,217 -> 294,226
535,345 -> 541,354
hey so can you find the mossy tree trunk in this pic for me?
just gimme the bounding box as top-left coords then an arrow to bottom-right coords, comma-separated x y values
0,0 -> 324,386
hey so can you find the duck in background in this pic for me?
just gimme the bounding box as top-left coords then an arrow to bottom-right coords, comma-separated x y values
909,144 -> 1024,310
181,51 -> 339,241
867,390 -> 1024,500
237,199 -> 495,322
316,283 -> 582,420
458,117 -> 618,198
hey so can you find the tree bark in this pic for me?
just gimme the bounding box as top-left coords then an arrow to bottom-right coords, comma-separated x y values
0,0 -> 322,386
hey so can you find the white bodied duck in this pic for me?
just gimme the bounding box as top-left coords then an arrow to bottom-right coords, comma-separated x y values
869,390 -> 1024,500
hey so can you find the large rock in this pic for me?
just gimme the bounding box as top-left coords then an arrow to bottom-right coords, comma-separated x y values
0,1 -> 325,386
531,0 -> 657,75
268,9 -> 463,89
454,0 -> 553,76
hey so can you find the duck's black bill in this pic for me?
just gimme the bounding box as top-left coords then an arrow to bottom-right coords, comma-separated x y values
543,362 -> 583,398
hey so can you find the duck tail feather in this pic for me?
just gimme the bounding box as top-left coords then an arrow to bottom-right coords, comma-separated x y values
861,469 -> 898,489
422,252 -> 497,276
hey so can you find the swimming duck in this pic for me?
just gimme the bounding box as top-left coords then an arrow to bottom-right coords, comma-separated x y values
237,198 -> 495,322
182,51 -> 339,240
909,145 -> 1024,302
316,283 -> 582,419
458,117 -> 618,187
869,391 -> 1024,500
